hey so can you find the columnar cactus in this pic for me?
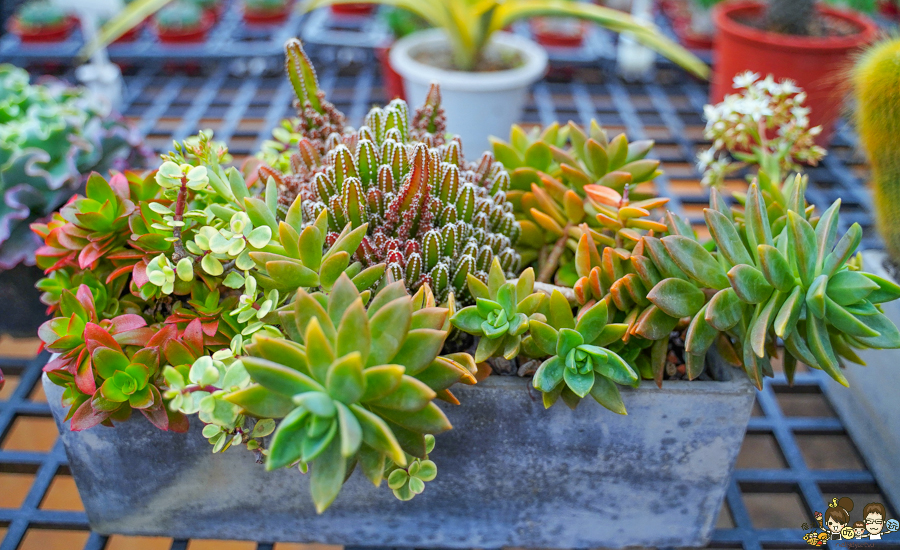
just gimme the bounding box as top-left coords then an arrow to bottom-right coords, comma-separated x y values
852,37 -> 900,262
259,40 -> 521,303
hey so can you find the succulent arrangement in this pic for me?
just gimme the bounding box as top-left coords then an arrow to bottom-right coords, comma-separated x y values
0,64 -> 145,270
33,40 -> 900,516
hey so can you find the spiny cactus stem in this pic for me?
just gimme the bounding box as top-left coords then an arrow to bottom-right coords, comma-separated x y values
537,226 -> 572,284
510,278 -> 579,306
172,176 -> 190,262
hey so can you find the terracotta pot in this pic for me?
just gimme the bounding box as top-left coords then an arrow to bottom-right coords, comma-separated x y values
376,45 -> 404,101
711,1 -> 877,144
7,15 -> 77,43
242,3 -> 291,25
530,17 -> 586,48
153,11 -> 215,44
329,3 -> 375,16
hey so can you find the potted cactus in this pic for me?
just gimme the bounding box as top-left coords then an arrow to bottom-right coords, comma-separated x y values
39,41 -> 900,549
302,0 -> 707,156
712,0 -> 878,145
6,0 -> 78,43
828,36 -> 900,512
242,0 -> 292,25
0,65 -> 146,337
152,1 -> 215,43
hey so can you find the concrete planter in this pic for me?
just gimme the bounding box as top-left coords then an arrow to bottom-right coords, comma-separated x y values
45,354 -> 754,548
821,249 -> 900,510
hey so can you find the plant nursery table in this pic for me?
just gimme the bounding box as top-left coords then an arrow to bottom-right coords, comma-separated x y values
0,40 -> 896,550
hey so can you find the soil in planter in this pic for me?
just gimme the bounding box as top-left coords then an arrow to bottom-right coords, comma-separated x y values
412,44 -> 524,73
735,10 -> 860,38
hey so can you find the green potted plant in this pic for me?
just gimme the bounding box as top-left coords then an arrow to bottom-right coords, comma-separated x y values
38,40 -> 900,549
712,0 -> 878,145
0,64 -> 145,337
302,0 -> 708,155
828,35 -> 900,512
6,0 -> 77,43
152,0 -> 215,43
242,0 -> 293,25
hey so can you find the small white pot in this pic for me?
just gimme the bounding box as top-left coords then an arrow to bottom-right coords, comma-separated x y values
389,29 -> 548,157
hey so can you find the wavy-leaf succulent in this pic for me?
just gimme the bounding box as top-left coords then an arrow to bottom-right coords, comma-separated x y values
0,64 -> 145,269
258,39 -> 521,304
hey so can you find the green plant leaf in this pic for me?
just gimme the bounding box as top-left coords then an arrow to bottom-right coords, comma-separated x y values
225,384 -> 296,418
788,211 -> 817,287
367,376 -> 435,412
564,365 -> 594,398
310,437 -> 346,513
242,357 -> 324,397
372,402 -> 452,434
335,401 -> 362,457
757,244 -> 795,292
646,278 -> 706,318
589,376 -> 626,415
326,352 -> 366,404
705,288 -> 743,331
728,265 -> 774,305
266,406 -> 309,470
390,329 -> 447,376
533,355 -> 564,393
368,296 -> 412,367
662,235 -> 729,290
574,299 -> 608,343
335,299 -> 371,365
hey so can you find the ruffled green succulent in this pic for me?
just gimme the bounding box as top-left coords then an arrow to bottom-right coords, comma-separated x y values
222,274 -> 477,512
450,258 -> 545,361
0,65 -> 144,269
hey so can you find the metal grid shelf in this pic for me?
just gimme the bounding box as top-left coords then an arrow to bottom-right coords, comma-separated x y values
0,44 -> 895,550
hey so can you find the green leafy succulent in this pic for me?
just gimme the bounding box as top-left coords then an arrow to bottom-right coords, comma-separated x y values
223,274 -> 477,512
494,121 -> 664,287
528,290 -> 633,412
450,258 -> 545,362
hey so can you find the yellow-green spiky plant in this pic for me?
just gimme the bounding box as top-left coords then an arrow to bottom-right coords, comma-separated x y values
853,36 -> 900,262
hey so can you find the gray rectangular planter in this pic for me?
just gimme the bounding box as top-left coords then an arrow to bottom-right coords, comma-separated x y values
821,249 -> 900,511
45,364 -> 755,549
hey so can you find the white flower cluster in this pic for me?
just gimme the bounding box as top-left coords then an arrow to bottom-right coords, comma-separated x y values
697,72 -> 827,187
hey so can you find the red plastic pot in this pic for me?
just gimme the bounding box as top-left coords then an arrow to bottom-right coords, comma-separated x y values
330,3 -> 375,16
113,22 -> 143,43
530,18 -> 586,48
7,15 -> 77,43
711,1 -> 877,144
153,11 -> 215,43
376,45 -> 404,100
243,3 -> 291,25
880,1 -> 900,19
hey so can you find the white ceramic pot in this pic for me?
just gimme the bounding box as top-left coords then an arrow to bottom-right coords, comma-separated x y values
389,29 -> 548,158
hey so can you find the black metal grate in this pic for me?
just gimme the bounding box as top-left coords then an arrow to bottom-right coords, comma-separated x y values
0,40 -> 895,550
